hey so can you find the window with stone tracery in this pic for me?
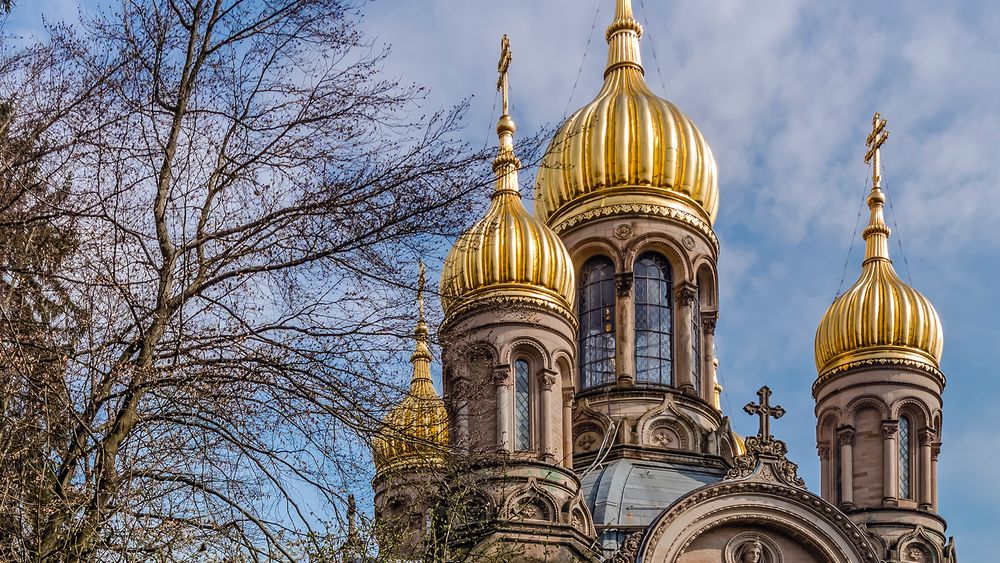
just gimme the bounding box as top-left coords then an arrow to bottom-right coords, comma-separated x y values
899,415 -> 912,499
578,256 -> 616,389
634,252 -> 673,385
514,359 -> 531,451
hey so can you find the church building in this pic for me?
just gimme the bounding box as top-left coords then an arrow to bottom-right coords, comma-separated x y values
369,1 -> 957,561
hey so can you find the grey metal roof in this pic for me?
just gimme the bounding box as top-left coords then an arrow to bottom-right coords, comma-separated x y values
580,457 -> 725,552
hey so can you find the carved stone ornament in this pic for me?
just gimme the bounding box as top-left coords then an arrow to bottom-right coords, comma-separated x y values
702,312 -> 719,334
537,369 -> 558,390
725,387 -> 806,488
881,420 -> 899,439
609,531 -> 645,563
492,365 -> 511,387
724,532 -> 784,563
682,234 -> 696,250
614,223 -> 634,240
552,202 -> 720,254
616,271 -> 634,297
837,427 -> 856,447
675,283 -> 698,307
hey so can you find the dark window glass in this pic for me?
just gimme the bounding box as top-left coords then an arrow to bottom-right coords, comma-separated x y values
578,257 -> 616,389
514,359 -> 531,451
691,291 -> 701,393
634,253 -> 673,385
899,416 -> 911,499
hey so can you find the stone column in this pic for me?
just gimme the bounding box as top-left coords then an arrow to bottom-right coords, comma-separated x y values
615,272 -> 635,387
537,369 -> 558,462
881,420 -> 899,506
562,390 -> 575,469
494,365 -> 512,452
931,442 -> 941,511
837,426 -> 856,509
818,445 -> 831,502
451,377 -> 470,450
918,428 -> 935,511
702,312 -> 718,403
674,283 -> 698,393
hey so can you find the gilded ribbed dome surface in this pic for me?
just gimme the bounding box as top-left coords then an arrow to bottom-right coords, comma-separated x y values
534,0 -> 719,230
372,317 -> 449,474
815,186 -> 943,379
441,114 -> 575,321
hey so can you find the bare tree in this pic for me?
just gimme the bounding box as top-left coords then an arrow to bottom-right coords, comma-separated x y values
0,0 -> 499,560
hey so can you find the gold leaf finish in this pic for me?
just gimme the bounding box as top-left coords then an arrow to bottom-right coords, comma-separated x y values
373,274 -> 449,474
441,37 -> 575,323
814,114 -> 943,380
534,0 -> 719,229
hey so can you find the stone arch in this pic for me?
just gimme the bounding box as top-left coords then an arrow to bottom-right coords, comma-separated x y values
635,398 -> 701,453
562,496 -> 596,536
504,478 -> 559,523
891,397 -> 932,428
569,237 -> 623,273
625,233 -> 693,283
895,525 -> 944,563
572,421 -> 608,455
694,260 -> 719,310
637,481 -> 880,562
817,407 -> 843,442
553,351 -> 575,391
502,337 -> 551,370
846,395 -> 890,422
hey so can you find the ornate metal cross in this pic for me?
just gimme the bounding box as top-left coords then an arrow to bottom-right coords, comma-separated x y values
744,386 -> 785,441
497,34 -> 512,116
864,112 -> 889,189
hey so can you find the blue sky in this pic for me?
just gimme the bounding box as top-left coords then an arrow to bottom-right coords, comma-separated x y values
13,0 -> 1000,558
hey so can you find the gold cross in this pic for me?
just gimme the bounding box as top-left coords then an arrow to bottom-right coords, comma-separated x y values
744,386 -> 785,441
417,261 -> 426,322
865,112 -> 889,189
497,34 -> 512,116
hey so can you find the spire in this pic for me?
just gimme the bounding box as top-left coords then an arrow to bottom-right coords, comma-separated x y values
493,34 -> 521,196
605,0 -> 644,77
411,261 -> 432,383
862,113 -> 891,264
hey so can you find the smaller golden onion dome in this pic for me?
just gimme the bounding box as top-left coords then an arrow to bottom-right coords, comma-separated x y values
440,36 -> 575,323
534,0 -> 719,231
731,431 -> 747,457
814,114 -> 944,380
372,265 -> 449,474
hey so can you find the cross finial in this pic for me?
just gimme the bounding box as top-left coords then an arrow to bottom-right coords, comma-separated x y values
744,386 -> 786,442
417,261 -> 426,323
497,34 -> 512,116
864,112 -> 889,190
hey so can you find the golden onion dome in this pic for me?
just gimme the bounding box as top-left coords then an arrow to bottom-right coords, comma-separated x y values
372,267 -> 449,474
441,37 -> 575,323
534,0 -> 719,233
815,115 -> 943,380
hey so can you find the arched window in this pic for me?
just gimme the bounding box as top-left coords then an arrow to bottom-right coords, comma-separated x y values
634,253 -> 673,385
899,416 -> 912,499
691,290 -> 702,393
578,256 -> 616,389
514,359 -> 531,451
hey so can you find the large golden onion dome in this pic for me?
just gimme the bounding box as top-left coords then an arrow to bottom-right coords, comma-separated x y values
441,38 -> 574,324
372,267 -> 449,474
815,115 -> 944,380
534,0 -> 719,232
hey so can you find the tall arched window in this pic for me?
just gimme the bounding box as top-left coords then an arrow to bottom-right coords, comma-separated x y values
691,291 -> 702,393
634,253 -> 673,385
899,416 -> 912,499
514,359 -> 531,451
578,256 -> 616,389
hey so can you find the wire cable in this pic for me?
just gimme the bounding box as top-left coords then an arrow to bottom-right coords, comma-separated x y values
638,0 -> 669,96
562,0 -> 604,120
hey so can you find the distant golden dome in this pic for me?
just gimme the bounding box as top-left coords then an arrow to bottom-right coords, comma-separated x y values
534,0 -> 718,232
815,187 -> 944,380
372,297 -> 449,474
441,107 -> 575,323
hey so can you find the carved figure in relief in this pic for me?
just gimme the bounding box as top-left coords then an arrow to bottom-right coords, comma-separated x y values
739,540 -> 764,563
